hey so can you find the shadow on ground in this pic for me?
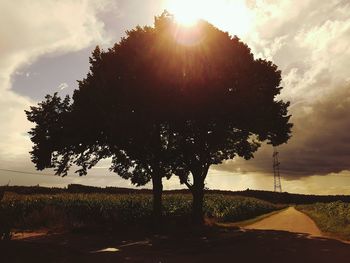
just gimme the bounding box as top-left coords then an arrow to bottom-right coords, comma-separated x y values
1,227 -> 349,263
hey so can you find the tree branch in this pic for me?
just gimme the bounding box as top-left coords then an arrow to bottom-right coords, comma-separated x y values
184,181 -> 193,191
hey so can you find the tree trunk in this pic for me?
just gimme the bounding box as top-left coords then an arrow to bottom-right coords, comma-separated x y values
192,180 -> 205,224
0,189 -> 4,202
152,175 -> 163,223
151,123 -> 164,224
190,165 -> 209,225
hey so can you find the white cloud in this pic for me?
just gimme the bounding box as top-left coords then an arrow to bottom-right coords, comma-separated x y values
0,0 -> 115,164
288,18 -> 350,100
58,82 -> 69,91
245,0 -> 350,103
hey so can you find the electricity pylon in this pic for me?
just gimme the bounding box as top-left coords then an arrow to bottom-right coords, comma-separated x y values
273,147 -> 282,192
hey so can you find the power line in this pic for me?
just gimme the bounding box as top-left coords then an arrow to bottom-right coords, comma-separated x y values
0,168 -> 58,176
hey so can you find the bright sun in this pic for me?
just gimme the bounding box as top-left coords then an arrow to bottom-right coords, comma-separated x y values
164,0 -> 253,36
165,0 -> 201,26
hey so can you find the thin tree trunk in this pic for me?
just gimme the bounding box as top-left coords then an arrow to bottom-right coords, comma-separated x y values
151,122 -> 164,225
152,174 -> 163,223
0,189 -> 4,202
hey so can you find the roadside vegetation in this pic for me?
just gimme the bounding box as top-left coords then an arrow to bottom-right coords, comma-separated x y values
0,192 -> 283,234
297,201 -> 350,240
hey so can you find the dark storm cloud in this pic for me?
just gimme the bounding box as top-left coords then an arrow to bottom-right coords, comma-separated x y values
281,86 -> 350,176
215,86 -> 350,178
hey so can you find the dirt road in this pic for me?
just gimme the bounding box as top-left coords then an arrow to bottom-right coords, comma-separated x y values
245,206 -> 322,236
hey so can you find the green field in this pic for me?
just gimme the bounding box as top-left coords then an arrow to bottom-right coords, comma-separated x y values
0,192 -> 283,231
297,201 -> 350,240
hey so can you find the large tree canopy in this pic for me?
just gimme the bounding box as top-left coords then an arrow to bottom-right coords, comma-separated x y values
155,15 -> 292,222
26,12 -> 292,224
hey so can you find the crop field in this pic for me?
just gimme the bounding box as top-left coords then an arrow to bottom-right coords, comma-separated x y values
297,201 -> 350,240
0,192 -> 282,232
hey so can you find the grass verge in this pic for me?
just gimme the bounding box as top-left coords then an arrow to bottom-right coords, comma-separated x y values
296,202 -> 350,241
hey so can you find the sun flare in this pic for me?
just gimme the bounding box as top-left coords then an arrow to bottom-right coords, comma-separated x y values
164,0 -> 253,36
165,0 -> 201,26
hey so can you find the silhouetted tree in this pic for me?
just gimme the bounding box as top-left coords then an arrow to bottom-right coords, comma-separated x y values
68,25 -> 187,221
26,12 -> 292,225
152,14 -> 293,223
26,15 -> 183,222
25,93 -> 72,173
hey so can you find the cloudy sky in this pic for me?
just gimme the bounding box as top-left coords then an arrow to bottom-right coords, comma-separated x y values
1,0 -> 349,194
